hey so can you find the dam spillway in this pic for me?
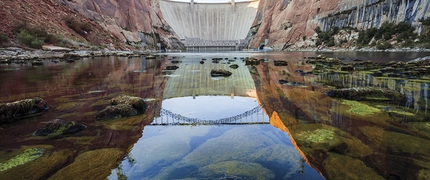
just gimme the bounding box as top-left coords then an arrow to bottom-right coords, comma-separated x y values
160,0 -> 260,51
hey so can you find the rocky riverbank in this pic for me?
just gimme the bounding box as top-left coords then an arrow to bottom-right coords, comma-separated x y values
0,46 -> 160,63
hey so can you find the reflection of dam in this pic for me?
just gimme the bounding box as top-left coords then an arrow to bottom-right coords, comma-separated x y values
163,60 -> 256,99
160,0 -> 259,51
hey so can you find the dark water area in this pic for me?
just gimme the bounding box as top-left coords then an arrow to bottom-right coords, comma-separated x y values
0,51 -> 430,179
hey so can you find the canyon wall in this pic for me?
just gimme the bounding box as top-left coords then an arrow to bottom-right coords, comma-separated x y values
62,0 -> 184,49
247,0 -> 430,50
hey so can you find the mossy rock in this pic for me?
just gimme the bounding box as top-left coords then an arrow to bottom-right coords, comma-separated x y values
96,104 -> 138,120
341,100 -> 381,116
323,153 -> 384,180
48,148 -> 124,180
0,97 -> 48,122
33,119 -> 87,138
110,95 -> 147,112
0,146 -> 73,179
292,124 -> 372,157
326,87 -> 405,102
0,147 -> 44,172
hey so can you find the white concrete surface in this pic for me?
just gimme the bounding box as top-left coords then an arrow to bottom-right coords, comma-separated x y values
160,0 -> 259,41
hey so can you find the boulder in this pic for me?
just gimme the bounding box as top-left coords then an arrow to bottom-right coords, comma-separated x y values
229,64 -> 239,69
0,97 -> 48,122
96,104 -> 138,120
110,95 -> 147,112
210,69 -> 232,77
96,95 -> 147,120
33,119 -> 87,138
326,87 -> 405,102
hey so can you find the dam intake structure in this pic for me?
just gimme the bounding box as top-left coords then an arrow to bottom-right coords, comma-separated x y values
160,0 -> 260,51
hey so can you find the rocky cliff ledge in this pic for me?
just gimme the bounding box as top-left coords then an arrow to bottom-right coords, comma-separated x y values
61,0 -> 184,50
247,0 -> 430,50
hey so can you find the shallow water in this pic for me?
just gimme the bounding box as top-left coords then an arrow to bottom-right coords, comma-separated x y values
1,51 -> 430,179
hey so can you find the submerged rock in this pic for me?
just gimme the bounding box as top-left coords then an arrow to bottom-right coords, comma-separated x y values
33,119 -> 87,138
210,69 -> 232,77
0,147 -> 44,172
96,95 -> 147,120
96,104 -> 138,120
110,94 -> 148,112
0,97 -> 48,123
229,64 -> 239,69
326,87 -> 405,102
166,66 -> 179,70
274,60 -> 288,66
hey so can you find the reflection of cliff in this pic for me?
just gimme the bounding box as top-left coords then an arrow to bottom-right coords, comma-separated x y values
0,57 -> 168,179
314,72 -> 430,112
251,57 -> 430,179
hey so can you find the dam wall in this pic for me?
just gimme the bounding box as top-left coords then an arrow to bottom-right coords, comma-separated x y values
159,0 -> 259,41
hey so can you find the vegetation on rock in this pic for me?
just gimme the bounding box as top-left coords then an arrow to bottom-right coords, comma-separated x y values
0,148 -> 44,172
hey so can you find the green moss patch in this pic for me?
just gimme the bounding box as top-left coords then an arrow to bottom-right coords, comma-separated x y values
342,100 -> 381,116
323,153 -> 384,180
0,147 -> 44,172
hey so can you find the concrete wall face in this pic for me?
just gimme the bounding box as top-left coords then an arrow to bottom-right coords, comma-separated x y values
160,1 -> 259,41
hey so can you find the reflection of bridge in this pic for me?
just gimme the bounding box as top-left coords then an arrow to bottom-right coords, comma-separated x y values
150,105 -> 269,126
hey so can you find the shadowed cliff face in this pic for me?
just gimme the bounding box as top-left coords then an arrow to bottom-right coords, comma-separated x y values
62,0 -> 184,49
247,0 -> 430,50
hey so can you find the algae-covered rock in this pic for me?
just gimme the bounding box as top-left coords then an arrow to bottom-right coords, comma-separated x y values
0,148 -> 44,172
96,95 -> 148,120
199,161 -> 275,180
110,95 -> 147,112
49,148 -> 124,180
0,97 -> 48,123
33,119 -> 87,138
96,104 -> 138,120
326,87 -> 405,102
323,153 -> 384,180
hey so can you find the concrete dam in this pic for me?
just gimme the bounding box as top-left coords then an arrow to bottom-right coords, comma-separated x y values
160,0 -> 260,51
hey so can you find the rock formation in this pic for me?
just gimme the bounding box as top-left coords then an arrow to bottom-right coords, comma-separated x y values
247,0 -> 430,50
62,0 -> 184,49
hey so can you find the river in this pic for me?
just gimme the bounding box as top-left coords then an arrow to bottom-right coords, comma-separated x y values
0,51 -> 429,179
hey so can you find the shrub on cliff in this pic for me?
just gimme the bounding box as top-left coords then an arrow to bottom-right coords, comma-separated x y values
17,29 -> 44,49
12,23 -> 66,48
0,32 -> 8,46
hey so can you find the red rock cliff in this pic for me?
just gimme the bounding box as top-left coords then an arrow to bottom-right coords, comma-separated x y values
63,0 -> 184,49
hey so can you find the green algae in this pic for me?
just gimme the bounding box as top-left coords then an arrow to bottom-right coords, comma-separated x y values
342,100 -> 381,116
199,161 -> 275,180
55,102 -> 85,111
323,153 -> 384,180
407,122 -> 430,135
0,148 -> 44,172
49,148 -> 124,180
292,124 -> 372,157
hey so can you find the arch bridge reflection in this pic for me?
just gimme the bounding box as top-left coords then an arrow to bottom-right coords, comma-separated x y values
150,105 -> 269,126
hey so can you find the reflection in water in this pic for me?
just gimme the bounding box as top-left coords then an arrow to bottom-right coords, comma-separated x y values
2,51 -> 430,179
109,96 -> 323,179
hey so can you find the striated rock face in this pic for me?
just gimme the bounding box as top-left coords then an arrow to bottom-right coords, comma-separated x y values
247,0 -> 430,50
61,0 -> 184,49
